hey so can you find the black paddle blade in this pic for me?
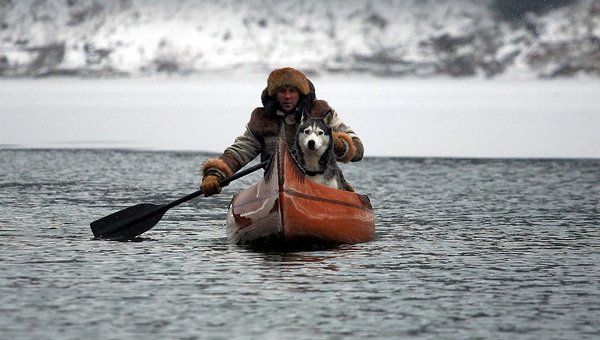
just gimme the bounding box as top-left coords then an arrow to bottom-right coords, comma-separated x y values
90,203 -> 167,240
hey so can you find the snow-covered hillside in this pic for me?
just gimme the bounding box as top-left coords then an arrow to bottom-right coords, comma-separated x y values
0,0 -> 598,78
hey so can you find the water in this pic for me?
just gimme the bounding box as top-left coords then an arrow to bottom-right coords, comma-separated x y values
1,149 -> 598,339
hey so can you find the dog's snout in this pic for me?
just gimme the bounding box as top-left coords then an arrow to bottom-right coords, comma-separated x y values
308,140 -> 316,150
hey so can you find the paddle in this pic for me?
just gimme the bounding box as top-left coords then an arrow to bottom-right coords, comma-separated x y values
90,160 -> 269,240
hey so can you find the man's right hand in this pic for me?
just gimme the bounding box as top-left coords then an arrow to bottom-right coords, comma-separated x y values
200,175 -> 221,197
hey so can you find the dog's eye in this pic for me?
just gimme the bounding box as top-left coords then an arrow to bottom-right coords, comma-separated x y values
318,131 -> 324,135
304,129 -> 310,134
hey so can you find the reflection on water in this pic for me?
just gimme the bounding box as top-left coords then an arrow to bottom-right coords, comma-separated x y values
0,149 -> 598,339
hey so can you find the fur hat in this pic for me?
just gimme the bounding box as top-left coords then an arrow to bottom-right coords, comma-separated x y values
261,78 -> 316,118
267,67 -> 310,96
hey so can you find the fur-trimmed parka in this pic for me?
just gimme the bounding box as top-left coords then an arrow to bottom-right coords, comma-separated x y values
202,81 -> 364,180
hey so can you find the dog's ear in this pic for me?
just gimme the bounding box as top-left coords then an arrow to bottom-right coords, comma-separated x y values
300,109 -> 310,122
323,110 -> 334,126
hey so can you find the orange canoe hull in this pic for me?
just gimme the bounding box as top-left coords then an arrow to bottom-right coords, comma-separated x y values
226,140 -> 375,249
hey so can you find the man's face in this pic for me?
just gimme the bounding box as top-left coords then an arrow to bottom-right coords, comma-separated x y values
276,86 -> 300,113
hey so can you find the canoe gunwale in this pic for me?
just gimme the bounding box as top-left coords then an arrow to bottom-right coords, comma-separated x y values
281,188 -> 372,211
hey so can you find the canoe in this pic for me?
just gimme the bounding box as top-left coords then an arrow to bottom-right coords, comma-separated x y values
226,139 -> 375,250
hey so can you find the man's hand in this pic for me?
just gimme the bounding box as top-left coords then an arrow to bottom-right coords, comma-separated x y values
333,131 -> 347,154
332,131 -> 356,163
200,175 -> 221,197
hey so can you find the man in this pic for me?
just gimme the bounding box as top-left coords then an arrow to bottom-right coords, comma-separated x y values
200,67 -> 364,196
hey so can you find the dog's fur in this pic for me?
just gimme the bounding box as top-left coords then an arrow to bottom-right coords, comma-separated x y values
294,110 -> 350,191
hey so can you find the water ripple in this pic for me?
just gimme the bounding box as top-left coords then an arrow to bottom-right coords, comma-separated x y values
0,150 -> 598,339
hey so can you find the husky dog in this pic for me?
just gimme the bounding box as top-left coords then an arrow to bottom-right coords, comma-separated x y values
294,107 -> 350,191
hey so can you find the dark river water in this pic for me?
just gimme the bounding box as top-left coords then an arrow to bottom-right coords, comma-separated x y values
1,149 -> 598,339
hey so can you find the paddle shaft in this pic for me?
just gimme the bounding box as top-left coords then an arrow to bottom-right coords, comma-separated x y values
121,159 -> 269,227
165,159 -> 270,211
91,159 -> 269,239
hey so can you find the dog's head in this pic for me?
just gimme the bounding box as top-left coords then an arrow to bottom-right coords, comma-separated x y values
296,107 -> 334,156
